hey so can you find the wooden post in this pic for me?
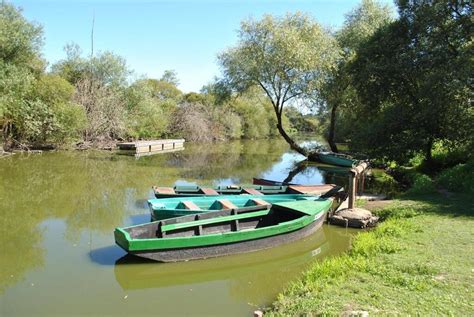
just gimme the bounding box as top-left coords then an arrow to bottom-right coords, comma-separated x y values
360,171 -> 366,194
348,172 -> 356,209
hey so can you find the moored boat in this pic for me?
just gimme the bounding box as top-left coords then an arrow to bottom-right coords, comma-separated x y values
115,198 -> 333,262
317,152 -> 358,167
148,194 -> 323,220
153,183 -> 341,198
251,178 -> 345,198
153,184 -> 287,198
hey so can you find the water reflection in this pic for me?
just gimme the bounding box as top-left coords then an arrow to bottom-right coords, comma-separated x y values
0,139 -> 289,294
113,226 -> 354,307
0,139 -> 357,315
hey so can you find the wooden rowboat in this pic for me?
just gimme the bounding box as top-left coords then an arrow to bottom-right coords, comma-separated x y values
148,194 -> 323,220
153,184 -> 287,198
153,183 -> 341,198
317,152 -> 358,167
114,198 -> 333,262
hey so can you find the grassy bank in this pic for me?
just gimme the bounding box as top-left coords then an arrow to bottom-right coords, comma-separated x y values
267,191 -> 474,315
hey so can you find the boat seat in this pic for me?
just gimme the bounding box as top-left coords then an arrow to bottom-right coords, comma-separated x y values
289,185 -> 333,195
201,188 -> 219,195
243,188 -> 262,195
288,185 -> 306,194
251,198 -> 270,206
181,201 -> 201,210
218,199 -> 238,209
161,209 -> 270,233
154,187 -> 176,195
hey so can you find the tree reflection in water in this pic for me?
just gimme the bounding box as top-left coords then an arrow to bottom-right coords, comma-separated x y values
0,139 -> 290,292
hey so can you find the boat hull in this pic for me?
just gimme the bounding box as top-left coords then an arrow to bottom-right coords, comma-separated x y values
318,153 -> 357,167
127,211 -> 326,262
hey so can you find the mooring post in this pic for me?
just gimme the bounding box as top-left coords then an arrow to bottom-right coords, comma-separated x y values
349,162 -> 369,209
348,171 -> 356,209
360,170 -> 366,194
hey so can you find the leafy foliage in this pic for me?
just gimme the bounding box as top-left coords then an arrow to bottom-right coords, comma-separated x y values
436,161 -> 474,194
320,0 -> 393,152
219,12 -> 340,154
349,1 -> 473,164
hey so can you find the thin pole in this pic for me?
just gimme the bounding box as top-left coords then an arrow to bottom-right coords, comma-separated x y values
348,172 -> 356,209
91,12 -> 95,59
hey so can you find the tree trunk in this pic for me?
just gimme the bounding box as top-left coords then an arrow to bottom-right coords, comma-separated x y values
283,161 -> 306,184
328,103 -> 339,153
276,113 -> 308,156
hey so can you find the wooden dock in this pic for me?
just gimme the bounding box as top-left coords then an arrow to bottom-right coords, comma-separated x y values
117,139 -> 185,157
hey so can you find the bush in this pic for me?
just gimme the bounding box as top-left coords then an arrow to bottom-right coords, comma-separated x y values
430,141 -> 470,168
74,78 -> 127,140
52,102 -> 87,143
406,173 -> 436,195
366,169 -> 401,197
125,82 -> 173,139
436,161 -> 474,194
169,103 -> 213,141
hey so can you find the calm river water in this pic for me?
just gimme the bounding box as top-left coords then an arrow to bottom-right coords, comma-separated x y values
0,139 -> 356,316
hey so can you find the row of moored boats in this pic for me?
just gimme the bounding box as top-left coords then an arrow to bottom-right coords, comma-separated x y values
114,177 -> 348,262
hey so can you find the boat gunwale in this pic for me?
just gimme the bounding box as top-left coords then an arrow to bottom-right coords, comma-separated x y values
116,213 -> 319,251
115,199 -> 332,251
147,194 -> 321,218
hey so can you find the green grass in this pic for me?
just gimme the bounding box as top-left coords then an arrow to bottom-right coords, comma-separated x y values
266,192 -> 474,316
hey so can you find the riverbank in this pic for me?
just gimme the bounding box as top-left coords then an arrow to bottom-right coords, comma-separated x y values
266,191 -> 474,315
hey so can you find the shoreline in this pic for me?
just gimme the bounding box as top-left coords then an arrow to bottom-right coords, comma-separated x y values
265,190 -> 474,315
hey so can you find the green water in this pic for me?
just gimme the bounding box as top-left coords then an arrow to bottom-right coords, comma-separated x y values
0,139 -> 355,316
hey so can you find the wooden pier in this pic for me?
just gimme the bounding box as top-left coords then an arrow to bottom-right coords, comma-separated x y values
117,139 -> 185,157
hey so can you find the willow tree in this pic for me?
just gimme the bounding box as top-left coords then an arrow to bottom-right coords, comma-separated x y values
218,12 -> 339,156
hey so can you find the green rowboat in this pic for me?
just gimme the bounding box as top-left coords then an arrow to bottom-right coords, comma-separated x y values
152,184 -> 341,198
148,194 -> 323,220
114,198 -> 333,262
317,152 -> 358,167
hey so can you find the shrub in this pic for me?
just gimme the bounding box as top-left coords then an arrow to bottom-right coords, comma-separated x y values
169,103 -> 213,142
436,161 -> 474,194
366,169 -> 401,197
74,78 -> 127,140
52,102 -> 87,143
406,173 -> 436,194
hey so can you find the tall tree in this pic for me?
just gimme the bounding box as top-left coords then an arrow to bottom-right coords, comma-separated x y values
322,0 -> 392,152
218,12 -> 339,155
351,0 -> 473,164
0,3 -> 43,146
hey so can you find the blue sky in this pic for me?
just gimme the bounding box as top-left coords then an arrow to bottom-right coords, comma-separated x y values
13,0 -> 395,92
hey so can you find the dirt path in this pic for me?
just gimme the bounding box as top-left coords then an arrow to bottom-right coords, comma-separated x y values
363,199 -> 394,211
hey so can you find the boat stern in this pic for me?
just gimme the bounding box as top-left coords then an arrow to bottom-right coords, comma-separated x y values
114,228 -> 131,252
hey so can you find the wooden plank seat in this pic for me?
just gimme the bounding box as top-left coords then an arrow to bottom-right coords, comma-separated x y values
251,198 -> 270,206
161,209 -> 271,233
288,185 -> 334,195
153,187 -> 176,195
181,201 -> 201,210
218,199 -> 238,209
201,188 -> 219,195
243,188 -> 262,195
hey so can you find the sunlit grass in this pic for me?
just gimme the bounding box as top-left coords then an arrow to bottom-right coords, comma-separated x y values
267,193 -> 474,316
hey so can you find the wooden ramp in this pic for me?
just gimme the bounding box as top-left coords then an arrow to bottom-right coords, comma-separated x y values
117,139 -> 185,157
